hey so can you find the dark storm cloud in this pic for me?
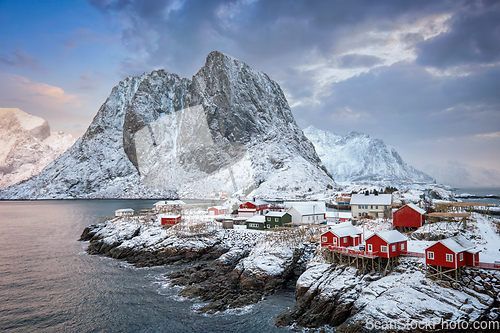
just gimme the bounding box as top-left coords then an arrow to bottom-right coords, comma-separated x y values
308,61 -> 500,140
416,0 -> 500,68
86,0 -> 452,77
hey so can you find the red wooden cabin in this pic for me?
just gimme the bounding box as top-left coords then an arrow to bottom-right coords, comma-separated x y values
321,225 -> 362,248
238,200 -> 269,217
425,235 -> 479,269
158,214 -> 181,226
365,230 -> 407,258
393,203 -> 426,228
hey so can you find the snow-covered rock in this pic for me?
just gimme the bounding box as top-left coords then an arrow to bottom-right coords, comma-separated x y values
0,52 -> 334,199
303,126 -> 435,186
0,108 -> 75,188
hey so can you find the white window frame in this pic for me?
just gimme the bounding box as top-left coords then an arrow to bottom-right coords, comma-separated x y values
267,224 -> 270,228
446,253 -> 453,262
333,238 -> 337,245
459,253 -> 464,261
401,243 -> 405,250
367,244 -> 373,252
427,251 -> 434,260
392,245 -> 396,252
267,217 -> 271,221
322,236 -> 327,242
275,218 -> 279,222
343,237 -> 347,243
381,245 -> 388,253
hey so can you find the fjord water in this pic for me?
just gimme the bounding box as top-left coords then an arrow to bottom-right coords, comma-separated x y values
0,201 -> 294,333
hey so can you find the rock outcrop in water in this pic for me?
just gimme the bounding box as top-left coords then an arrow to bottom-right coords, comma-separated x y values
1,51 -> 334,199
81,215 -> 500,330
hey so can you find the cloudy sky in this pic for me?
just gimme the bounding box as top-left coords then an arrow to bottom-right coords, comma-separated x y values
1,0 -> 499,185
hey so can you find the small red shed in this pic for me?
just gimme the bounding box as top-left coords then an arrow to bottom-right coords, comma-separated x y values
393,203 -> 426,228
208,206 -> 227,216
321,225 -> 362,248
365,230 -> 407,258
158,214 -> 181,226
425,235 -> 479,269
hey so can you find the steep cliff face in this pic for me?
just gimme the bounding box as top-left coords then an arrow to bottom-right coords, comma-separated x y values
0,52 -> 334,199
304,126 -> 434,186
0,108 -> 75,189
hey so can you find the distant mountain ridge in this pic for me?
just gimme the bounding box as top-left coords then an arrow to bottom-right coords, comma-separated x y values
0,52 -> 335,199
0,108 -> 75,189
303,126 -> 435,185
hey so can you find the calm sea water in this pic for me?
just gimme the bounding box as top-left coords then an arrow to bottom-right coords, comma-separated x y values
0,200 -> 295,333
455,188 -> 500,206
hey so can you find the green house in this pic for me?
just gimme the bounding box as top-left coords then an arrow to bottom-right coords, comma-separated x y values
246,215 -> 266,230
264,211 -> 292,229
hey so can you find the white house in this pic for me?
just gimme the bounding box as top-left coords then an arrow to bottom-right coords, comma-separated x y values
286,202 -> 326,224
350,193 -> 392,219
115,208 -> 134,217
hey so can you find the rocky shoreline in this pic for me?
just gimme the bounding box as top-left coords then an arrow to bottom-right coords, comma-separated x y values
80,216 -> 500,332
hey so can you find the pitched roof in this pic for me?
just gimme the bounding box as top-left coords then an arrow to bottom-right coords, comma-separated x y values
288,204 -> 326,216
350,194 -> 392,205
265,211 -> 289,217
438,235 -> 476,253
367,230 -> 407,244
208,206 -> 225,210
404,203 -> 426,215
246,215 -> 266,223
329,225 -> 362,237
284,201 -> 326,210
243,199 -> 268,206
157,214 -> 181,218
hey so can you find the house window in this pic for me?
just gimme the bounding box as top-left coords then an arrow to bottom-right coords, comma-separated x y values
381,246 -> 388,253
359,213 -> 361,217
249,223 -> 258,228
275,218 -> 278,222
267,224 -> 270,228
371,205 -> 373,209
333,238 -> 337,245
446,254 -> 453,262
322,237 -> 327,242
427,251 -> 434,260
343,237 -> 347,242
308,216 -> 310,221
243,205 -> 247,208
267,217 -> 271,221
401,243 -> 405,250
376,206 -> 378,209
367,244 -> 372,252
459,253 -> 464,261
392,245 -> 396,252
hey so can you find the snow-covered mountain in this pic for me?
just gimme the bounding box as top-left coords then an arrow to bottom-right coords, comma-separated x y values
0,108 -> 75,189
303,126 -> 434,185
0,52 -> 334,199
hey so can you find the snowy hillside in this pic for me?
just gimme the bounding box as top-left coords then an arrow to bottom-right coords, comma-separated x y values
0,52 -> 334,199
0,108 -> 75,188
304,126 -> 434,186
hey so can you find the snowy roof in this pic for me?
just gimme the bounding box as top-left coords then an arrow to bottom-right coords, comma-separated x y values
265,211 -> 289,217
115,208 -> 134,212
403,203 -> 426,215
243,199 -> 268,206
438,235 -> 476,253
367,230 -> 407,244
246,215 -> 266,223
287,204 -> 326,216
157,214 -> 181,218
208,206 -> 225,210
350,194 -> 392,205
328,225 -> 362,237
